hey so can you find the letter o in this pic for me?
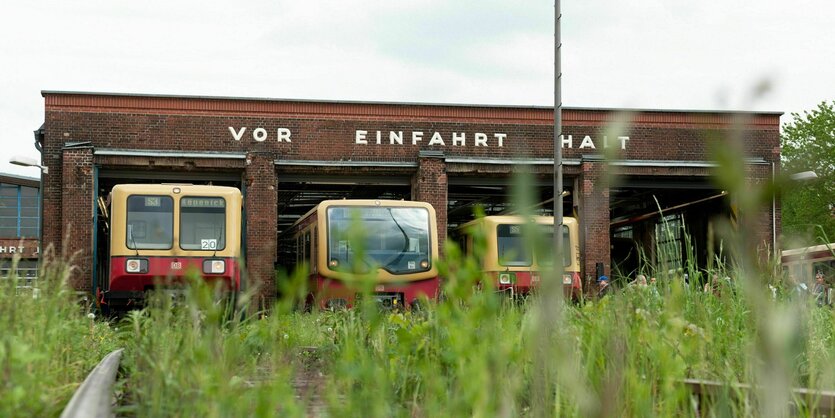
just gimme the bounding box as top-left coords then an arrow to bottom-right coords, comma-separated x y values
253,128 -> 268,142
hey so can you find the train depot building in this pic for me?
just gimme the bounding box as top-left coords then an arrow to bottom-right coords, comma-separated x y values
37,91 -> 781,307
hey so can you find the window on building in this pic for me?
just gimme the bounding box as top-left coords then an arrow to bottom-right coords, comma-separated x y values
655,213 -> 683,270
613,225 -> 633,239
1,259 -> 39,285
0,183 -> 40,238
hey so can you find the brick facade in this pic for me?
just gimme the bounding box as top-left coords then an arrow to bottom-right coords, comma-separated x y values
0,238 -> 39,259
39,92 -> 782,302
412,153 -> 448,253
61,147 -> 94,291
244,152 -> 278,309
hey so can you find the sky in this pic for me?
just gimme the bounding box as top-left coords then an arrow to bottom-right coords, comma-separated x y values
1,0 -> 834,177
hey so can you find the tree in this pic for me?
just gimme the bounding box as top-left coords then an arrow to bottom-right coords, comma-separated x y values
781,100 -> 835,244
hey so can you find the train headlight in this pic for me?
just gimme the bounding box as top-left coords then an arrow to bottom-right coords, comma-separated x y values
562,274 -> 573,285
126,259 -> 148,274
203,259 -> 226,274
499,272 -> 514,285
329,259 -> 339,268
419,260 -> 429,269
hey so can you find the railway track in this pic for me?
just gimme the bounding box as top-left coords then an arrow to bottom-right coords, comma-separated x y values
65,349 -> 835,416
60,349 -> 123,418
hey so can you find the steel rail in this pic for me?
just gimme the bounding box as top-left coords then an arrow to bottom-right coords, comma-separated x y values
683,378 -> 835,415
60,348 -> 124,418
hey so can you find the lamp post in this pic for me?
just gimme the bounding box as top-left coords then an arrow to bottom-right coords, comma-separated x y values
790,171 -> 818,182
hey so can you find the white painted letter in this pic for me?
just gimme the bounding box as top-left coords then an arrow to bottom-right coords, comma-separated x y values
355,130 -> 368,145
428,132 -> 446,146
390,131 -> 403,145
0,246 -> 6,254
475,133 -> 488,147
277,128 -> 292,143
561,134 -> 573,148
412,131 -> 424,145
9,246 -> 15,254
453,132 -> 466,146
619,136 -> 630,149
376,131 -> 382,144
253,128 -> 268,142
229,127 -> 246,141
494,133 -> 507,147
579,135 -> 595,149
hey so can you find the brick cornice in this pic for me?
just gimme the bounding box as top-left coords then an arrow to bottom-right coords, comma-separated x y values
43,91 -> 780,129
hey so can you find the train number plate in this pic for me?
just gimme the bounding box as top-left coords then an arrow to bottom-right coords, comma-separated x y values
171,261 -> 183,270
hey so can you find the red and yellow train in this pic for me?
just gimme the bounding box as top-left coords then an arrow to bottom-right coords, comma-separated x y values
457,215 -> 582,300
99,184 -> 242,309
293,199 -> 440,309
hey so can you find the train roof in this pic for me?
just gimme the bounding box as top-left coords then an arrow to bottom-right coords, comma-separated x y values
456,215 -> 578,230
111,184 -> 241,197
781,243 -> 835,259
291,199 -> 436,229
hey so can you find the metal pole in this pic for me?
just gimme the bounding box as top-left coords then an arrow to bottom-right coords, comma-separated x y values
554,0 -> 564,289
533,5 -> 564,416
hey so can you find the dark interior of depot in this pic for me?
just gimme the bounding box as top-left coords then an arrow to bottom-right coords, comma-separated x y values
90,170 -> 732,291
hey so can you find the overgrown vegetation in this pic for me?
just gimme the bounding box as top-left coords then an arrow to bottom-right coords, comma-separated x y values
4,232 -> 835,417
781,100 -> 835,244
0,251 -> 121,417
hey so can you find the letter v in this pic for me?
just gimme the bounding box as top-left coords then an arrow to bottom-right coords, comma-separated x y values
229,127 -> 247,141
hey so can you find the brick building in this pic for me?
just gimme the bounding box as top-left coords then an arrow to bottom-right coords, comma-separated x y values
38,91 -> 781,305
0,172 -> 40,285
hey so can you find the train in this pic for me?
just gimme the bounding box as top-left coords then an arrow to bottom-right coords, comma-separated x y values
292,199 -> 440,310
456,215 -> 582,300
98,184 -> 243,309
782,243 -> 834,304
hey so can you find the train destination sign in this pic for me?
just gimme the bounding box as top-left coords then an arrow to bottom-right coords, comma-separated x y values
181,197 -> 226,208
228,126 -> 631,149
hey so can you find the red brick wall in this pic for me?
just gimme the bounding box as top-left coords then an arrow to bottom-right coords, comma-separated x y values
0,238 -> 39,259
579,158 -> 610,290
244,152 -> 278,309
411,155 -> 448,254
61,147 -> 94,291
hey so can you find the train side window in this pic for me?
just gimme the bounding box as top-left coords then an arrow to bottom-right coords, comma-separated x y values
304,231 -> 311,266
311,227 -> 317,273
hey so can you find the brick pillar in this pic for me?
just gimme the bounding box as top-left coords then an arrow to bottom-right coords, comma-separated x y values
61,147 -> 95,292
411,151 -> 448,253
579,156 -> 610,290
245,152 -> 277,310
743,164 -> 777,261
41,131 -> 64,256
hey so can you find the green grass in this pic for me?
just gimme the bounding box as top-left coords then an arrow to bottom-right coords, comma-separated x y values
0,252 -> 121,417
4,242 -> 835,417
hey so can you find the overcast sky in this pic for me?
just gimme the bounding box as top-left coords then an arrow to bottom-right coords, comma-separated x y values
1,0 -> 833,176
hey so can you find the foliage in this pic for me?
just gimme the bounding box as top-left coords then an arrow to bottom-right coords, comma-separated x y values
0,253 -> 121,417
781,100 -> 835,243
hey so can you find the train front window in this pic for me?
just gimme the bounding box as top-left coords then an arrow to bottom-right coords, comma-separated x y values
180,197 -> 226,251
536,225 -> 572,267
327,206 -> 431,274
497,224 -> 532,267
127,195 -> 174,250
